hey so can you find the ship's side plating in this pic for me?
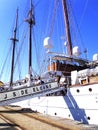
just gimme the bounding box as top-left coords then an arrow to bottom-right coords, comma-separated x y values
13,67 -> 98,125
14,83 -> 98,125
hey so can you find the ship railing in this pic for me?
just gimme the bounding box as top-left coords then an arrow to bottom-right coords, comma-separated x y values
0,77 -> 57,92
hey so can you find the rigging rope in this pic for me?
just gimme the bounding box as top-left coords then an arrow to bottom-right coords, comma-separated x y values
49,0 -> 59,37
32,28 -> 40,75
68,0 -> 87,58
14,26 -> 28,79
79,0 -> 89,28
0,44 -> 12,80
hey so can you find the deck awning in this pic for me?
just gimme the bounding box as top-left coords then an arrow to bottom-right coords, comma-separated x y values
52,55 -> 89,66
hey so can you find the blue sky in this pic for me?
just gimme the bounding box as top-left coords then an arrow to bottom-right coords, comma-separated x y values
73,0 -> 98,59
0,0 -> 98,82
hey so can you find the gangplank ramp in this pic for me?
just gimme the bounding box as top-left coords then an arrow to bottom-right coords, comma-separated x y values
0,81 -> 65,106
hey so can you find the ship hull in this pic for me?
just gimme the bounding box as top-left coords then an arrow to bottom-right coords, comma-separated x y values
12,83 -> 98,125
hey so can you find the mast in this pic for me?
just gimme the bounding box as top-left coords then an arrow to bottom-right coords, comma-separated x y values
26,0 -> 35,81
10,9 -> 18,87
62,0 -> 72,55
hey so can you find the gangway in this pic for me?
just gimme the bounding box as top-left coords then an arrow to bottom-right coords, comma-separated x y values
0,81 -> 65,106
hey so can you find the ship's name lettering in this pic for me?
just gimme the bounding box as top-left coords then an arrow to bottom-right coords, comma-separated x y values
33,84 -> 51,92
2,83 -> 52,100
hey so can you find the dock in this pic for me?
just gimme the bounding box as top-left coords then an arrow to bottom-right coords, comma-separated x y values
0,106 -> 98,130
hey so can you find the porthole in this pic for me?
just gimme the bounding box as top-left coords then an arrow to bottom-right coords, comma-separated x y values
87,116 -> 90,120
76,89 -> 80,93
89,88 -> 92,92
68,114 -> 70,117
54,113 -> 57,115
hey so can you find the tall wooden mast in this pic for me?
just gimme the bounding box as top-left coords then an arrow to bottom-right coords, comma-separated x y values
26,0 -> 35,81
10,9 -> 18,87
62,0 -> 72,55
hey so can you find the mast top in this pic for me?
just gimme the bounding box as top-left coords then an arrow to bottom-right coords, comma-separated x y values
26,0 -> 35,25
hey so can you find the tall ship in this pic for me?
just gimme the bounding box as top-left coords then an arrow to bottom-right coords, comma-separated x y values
0,0 -> 98,125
